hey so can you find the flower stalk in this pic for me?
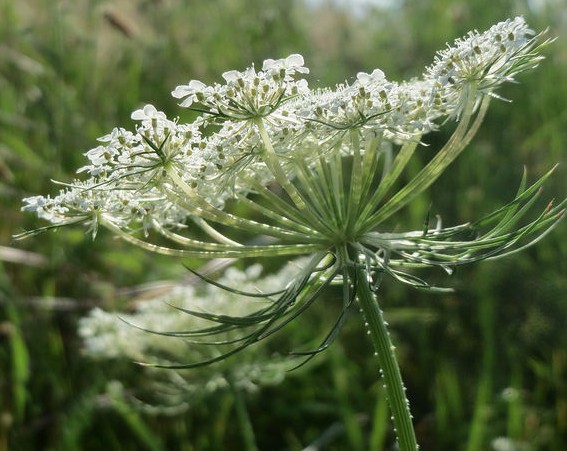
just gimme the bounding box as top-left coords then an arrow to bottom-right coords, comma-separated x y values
353,259 -> 418,451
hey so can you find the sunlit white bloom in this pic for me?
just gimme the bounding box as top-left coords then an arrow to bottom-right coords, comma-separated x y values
172,56 -> 309,121
425,16 -> 546,116
130,104 -> 167,121
356,68 -> 386,85
20,18 -> 562,449
262,53 -> 310,80
171,79 -> 211,108
21,17 -> 556,263
22,194 -> 69,224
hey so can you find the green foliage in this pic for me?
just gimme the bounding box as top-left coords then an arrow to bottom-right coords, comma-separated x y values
1,0 -> 565,449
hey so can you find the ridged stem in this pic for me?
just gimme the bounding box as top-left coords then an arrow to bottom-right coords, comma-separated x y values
354,259 -> 418,450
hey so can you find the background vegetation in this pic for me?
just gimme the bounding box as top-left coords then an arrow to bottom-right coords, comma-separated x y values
1,0 -> 565,449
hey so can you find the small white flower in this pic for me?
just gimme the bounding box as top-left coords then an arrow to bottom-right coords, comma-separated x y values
425,16 -> 543,116
131,104 -> 167,121
262,54 -> 309,80
172,55 -> 310,122
221,69 -> 243,83
171,80 -> 210,108
356,68 -> 386,86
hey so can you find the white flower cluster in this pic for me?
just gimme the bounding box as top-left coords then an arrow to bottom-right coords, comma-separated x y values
426,16 -> 542,112
21,17 -> 546,257
79,259 -> 309,410
172,54 -> 309,118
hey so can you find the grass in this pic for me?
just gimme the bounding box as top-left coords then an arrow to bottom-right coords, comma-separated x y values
1,0 -> 566,449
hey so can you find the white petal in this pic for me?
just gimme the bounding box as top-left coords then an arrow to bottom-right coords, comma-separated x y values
286,54 -> 304,67
130,108 -> 146,120
222,70 -> 241,82
262,58 -> 277,71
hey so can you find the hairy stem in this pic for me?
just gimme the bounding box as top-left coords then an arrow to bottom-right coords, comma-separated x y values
354,259 -> 418,450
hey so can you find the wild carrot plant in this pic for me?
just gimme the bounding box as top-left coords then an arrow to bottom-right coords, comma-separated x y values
19,17 -> 564,449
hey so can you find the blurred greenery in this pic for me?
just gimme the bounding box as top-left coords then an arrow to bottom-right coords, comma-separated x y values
1,0 -> 565,449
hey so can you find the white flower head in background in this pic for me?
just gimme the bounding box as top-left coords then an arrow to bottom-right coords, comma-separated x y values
79,259 -> 310,412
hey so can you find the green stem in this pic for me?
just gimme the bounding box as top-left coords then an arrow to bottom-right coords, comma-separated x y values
254,118 -> 306,210
354,259 -> 418,450
102,216 -> 321,258
361,92 -> 490,232
466,285 -> 495,451
165,166 -> 308,241
228,378 -> 259,451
